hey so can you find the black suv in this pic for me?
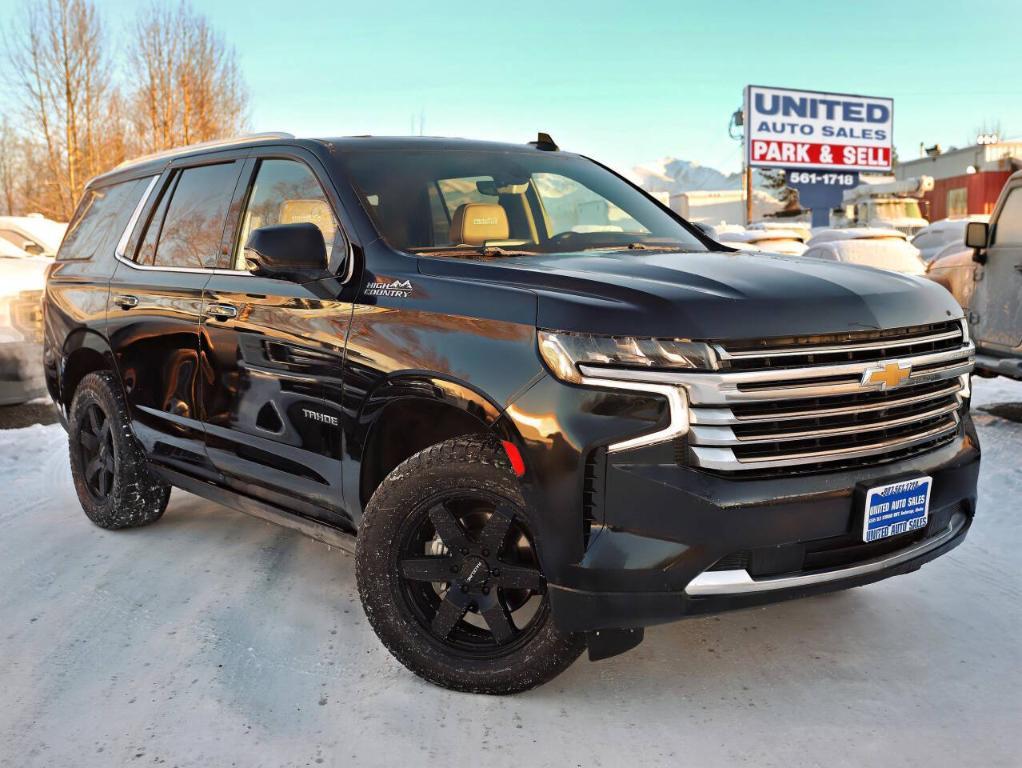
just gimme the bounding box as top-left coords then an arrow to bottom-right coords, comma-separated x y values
44,133 -> 980,694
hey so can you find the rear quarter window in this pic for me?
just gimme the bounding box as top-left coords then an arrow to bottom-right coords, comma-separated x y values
58,177 -> 151,261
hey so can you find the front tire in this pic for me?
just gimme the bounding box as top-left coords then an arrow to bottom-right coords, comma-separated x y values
356,436 -> 584,694
68,371 -> 171,529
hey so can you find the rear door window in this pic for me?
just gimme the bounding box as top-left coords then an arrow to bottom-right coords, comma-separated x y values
135,175 -> 178,266
58,177 -> 151,261
149,163 -> 241,269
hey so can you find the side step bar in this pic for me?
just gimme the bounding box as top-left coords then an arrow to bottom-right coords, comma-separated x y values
153,465 -> 357,556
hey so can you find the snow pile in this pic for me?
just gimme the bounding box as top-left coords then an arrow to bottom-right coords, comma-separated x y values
632,157 -> 771,196
0,422 -> 68,511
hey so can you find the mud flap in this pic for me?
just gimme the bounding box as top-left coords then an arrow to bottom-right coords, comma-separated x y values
586,627 -> 644,662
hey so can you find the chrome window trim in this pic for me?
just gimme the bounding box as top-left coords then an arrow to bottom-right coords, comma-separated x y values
114,174 -> 161,260
110,168 -> 358,283
684,514 -> 965,596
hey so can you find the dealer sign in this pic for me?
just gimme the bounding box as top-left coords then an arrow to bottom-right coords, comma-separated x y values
745,85 -> 893,172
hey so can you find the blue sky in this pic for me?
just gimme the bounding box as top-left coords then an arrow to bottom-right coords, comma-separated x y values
2,0 -> 1020,174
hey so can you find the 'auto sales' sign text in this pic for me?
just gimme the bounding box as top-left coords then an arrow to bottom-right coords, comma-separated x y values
745,85 -> 893,172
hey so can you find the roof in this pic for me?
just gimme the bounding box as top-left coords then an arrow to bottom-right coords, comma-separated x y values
895,141 -> 1022,180
719,229 -> 807,244
93,133 -> 564,186
808,227 -> 907,245
0,238 -> 27,258
916,216 -> 989,234
0,215 -> 67,253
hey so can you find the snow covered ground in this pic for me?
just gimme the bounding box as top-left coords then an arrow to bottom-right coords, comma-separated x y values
0,378 -> 1020,767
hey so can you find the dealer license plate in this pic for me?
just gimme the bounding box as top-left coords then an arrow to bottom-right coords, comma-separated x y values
863,477 -> 932,542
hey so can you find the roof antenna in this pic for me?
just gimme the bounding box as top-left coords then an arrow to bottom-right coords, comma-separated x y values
529,132 -> 558,151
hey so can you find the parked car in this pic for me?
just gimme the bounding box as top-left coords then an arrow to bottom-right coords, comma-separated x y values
911,217 -> 989,263
0,214 -> 68,257
803,228 -> 927,275
717,228 -> 808,255
748,220 -> 812,237
0,254 -> 49,405
44,133 -> 978,694
0,238 -> 29,259
925,242 -> 975,308
955,171 -> 1022,380
689,221 -> 718,239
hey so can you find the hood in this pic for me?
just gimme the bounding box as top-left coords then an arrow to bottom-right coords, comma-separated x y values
418,249 -> 962,341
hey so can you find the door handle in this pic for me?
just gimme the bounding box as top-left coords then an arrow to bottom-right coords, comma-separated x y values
206,303 -> 238,320
113,294 -> 139,309
1014,264 -> 1022,273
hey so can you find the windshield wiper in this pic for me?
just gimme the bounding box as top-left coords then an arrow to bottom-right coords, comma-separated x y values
415,246 -> 537,258
577,241 -> 686,252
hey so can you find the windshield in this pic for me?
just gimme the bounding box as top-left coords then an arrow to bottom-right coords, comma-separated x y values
337,149 -> 707,255
872,200 -> 923,220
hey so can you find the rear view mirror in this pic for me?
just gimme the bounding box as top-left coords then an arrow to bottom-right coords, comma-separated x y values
965,221 -> 989,264
245,223 -> 328,281
965,221 -> 989,250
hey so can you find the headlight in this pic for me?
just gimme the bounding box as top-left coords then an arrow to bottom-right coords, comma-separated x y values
538,329 -> 717,384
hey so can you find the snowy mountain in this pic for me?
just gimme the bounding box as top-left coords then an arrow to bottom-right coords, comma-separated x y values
632,157 -> 769,196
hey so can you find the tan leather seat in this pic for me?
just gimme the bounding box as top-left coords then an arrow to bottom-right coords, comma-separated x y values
449,203 -> 509,245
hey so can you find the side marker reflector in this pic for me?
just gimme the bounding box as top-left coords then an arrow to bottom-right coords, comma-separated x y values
501,440 -> 526,477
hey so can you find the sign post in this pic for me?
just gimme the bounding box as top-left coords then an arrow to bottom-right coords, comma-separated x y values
785,170 -> 860,227
744,85 -> 893,225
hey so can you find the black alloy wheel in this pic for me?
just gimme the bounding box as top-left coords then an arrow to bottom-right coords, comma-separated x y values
77,402 -> 116,500
397,492 -> 547,655
68,371 -> 171,529
356,435 -> 585,694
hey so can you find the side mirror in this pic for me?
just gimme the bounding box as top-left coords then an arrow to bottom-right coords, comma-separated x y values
965,221 -> 989,264
22,242 -> 44,255
244,223 -> 328,281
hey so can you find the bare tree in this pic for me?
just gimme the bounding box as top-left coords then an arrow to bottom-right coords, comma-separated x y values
129,2 -> 249,154
0,119 -> 19,215
4,0 -> 122,219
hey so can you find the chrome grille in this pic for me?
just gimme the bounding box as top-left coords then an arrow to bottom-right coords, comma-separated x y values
715,320 -> 965,370
688,320 -> 972,472
580,319 -> 974,473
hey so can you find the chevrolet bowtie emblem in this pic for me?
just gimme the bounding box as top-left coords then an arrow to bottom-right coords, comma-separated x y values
862,361 -> 912,390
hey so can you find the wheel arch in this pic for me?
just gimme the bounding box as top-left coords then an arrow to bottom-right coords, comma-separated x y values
356,373 -> 509,509
59,329 -> 119,410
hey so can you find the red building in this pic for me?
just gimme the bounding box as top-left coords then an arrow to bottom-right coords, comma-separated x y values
895,141 -> 1021,220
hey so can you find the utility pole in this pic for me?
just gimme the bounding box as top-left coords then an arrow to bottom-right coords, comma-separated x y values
744,165 -> 753,226
729,102 -> 753,226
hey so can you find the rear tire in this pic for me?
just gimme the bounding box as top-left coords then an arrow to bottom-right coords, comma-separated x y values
356,435 -> 584,694
68,371 -> 170,529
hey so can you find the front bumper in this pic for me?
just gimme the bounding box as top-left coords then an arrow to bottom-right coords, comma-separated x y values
974,352 -> 1022,381
549,419 -> 980,633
